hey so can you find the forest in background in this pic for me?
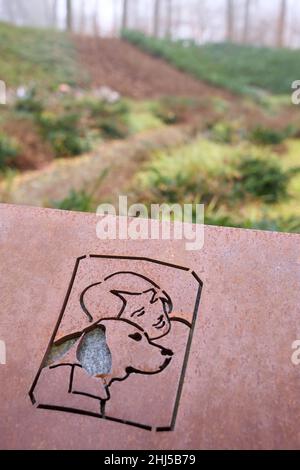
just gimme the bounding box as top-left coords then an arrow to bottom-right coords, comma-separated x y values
0,0 -> 299,48
1,1 -> 300,234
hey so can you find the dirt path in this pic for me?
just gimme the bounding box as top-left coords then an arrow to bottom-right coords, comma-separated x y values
0,125 -> 194,208
75,36 -> 232,100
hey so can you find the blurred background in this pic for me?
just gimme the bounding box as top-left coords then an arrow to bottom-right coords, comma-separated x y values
1,0 -> 300,232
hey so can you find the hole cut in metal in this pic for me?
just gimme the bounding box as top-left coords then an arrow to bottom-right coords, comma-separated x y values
76,325 -> 112,377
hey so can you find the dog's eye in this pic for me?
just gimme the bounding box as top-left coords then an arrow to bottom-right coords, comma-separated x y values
128,333 -> 142,342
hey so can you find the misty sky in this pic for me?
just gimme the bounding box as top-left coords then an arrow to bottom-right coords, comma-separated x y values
1,0 -> 300,46
55,0 -> 300,44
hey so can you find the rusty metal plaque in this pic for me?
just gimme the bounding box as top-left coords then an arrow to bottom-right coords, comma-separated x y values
30,255 -> 202,431
1,203 -> 300,450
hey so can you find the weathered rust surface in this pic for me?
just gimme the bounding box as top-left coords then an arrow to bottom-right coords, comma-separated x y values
0,203 -> 300,450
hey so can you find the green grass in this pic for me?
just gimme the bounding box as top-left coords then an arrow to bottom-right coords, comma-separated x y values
132,137 -> 300,233
52,189 -> 94,212
123,30 -> 299,96
0,22 -> 84,88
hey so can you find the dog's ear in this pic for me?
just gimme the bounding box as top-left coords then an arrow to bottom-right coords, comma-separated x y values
76,325 -> 112,377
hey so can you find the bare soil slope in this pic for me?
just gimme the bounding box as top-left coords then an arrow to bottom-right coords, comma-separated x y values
75,36 -> 230,99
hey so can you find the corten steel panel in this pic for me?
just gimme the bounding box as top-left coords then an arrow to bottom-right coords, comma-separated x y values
30,256 -> 202,432
0,203 -> 300,450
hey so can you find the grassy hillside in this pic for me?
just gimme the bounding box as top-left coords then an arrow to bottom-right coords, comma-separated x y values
0,22 -> 83,88
131,136 -> 300,233
123,30 -> 299,96
1,22 -> 300,234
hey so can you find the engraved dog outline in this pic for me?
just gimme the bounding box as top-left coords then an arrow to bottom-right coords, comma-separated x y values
29,255 -> 203,432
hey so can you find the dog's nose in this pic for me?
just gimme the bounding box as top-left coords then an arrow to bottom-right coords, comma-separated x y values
160,347 -> 173,357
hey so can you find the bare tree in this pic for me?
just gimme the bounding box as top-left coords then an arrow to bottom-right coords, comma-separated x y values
166,0 -> 173,39
153,0 -> 161,37
242,0 -> 251,44
112,0 -> 119,36
51,0 -> 58,28
226,0 -> 234,42
131,0 -> 142,32
189,0 -> 205,43
276,0 -> 287,48
79,0 -> 86,34
93,0 -> 100,37
66,0 -> 73,31
122,0 -> 129,30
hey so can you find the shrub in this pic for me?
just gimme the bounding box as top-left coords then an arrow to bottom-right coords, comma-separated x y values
53,189 -> 94,212
249,126 -> 289,146
209,122 -> 235,144
49,132 -> 90,157
155,107 -> 178,125
231,155 -> 296,203
130,135 -> 300,234
0,134 -> 20,170
38,112 -> 90,157
135,139 -> 234,205
86,98 -> 130,140
204,206 -> 300,233
126,111 -> 162,134
98,117 -> 129,139
15,87 -> 44,114
246,216 -> 300,233
38,111 -> 79,133
153,97 -> 196,125
134,138 -> 300,209
204,207 -> 240,228
89,99 -> 130,119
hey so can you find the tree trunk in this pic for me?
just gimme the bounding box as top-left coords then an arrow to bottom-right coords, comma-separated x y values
112,0 -> 119,36
166,0 -> 173,39
66,0 -> 73,32
52,0 -> 58,28
93,0 -> 100,37
122,0 -> 129,31
153,0 -> 161,37
79,0 -> 86,34
242,0 -> 251,44
226,0 -> 234,42
276,0 -> 287,48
